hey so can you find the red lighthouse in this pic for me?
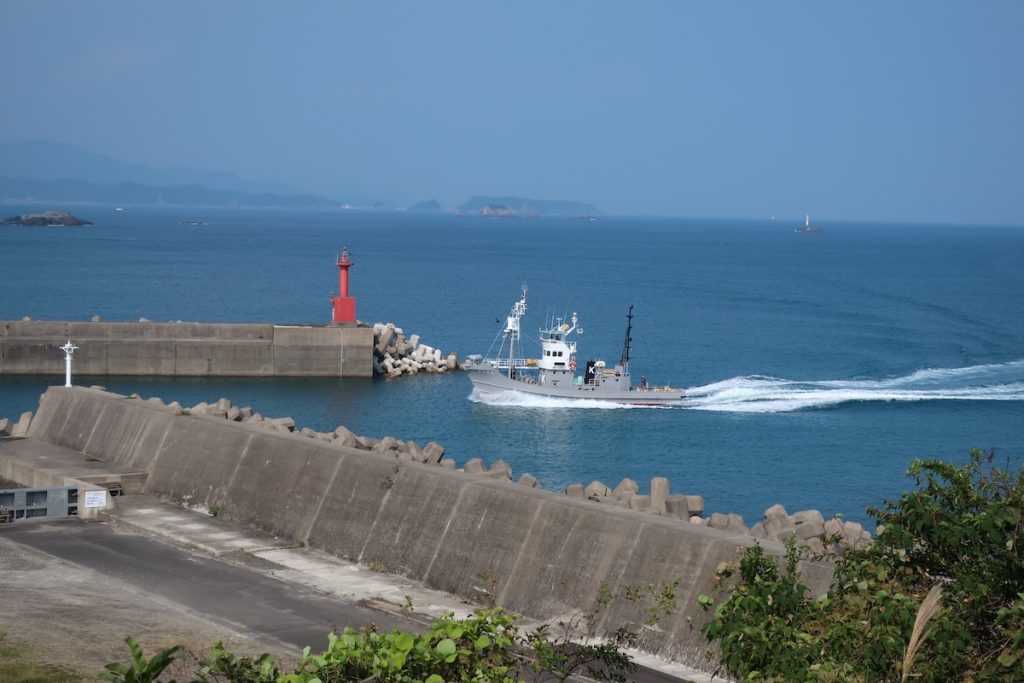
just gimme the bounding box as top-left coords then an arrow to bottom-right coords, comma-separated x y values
330,247 -> 356,324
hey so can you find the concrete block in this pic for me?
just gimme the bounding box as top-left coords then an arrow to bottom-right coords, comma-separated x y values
727,513 -> 748,534
517,473 -> 539,488
706,512 -> 746,534
226,406 -> 241,421
332,425 -> 360,448
488,460 -> 512,480
650,477 -> 669,515
376,325 -> 394,354
792,509 -> 825,527
770,528 -> 798,544
628,494 -> 650,511
404,440 -> 425,461
750,521 -> 768,539
585,480 -> 611,499
565,483 -> 585,498
842,521 -> 866,547
823,517 -> 844,541
270,417 -> 296,432
439,458 -> 456,469
665,494 -> 690,519
208,407 -> 228,419
612,478 -> 639,500
12,411 -> 33,437
0,418 -> 13,436
689,515 -> 704,525
215,397 -> 232,411
803,538 -> 826,554
423,442 -> 445,463
796,520 -> 826,540
707,512 -> 729,530
300,427 -> 317,439
373,436 -> 400,453
685,495 -> 704,517
763,504 -> 792,535
463,458 -> 485,475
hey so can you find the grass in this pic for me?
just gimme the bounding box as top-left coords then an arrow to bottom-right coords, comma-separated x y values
0,631 -> 82,683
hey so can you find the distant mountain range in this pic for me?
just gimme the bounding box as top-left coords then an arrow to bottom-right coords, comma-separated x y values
0,140 -> 600,214
0,176 -> 337,209
0,140 -> 358,208
0,140 -> 303,196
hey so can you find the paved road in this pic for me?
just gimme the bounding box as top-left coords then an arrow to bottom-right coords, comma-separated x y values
0,520 -> 410,653
1,520 -> 690,682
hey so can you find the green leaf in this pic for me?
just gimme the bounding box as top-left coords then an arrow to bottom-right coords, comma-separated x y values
474,634 -> 491,649
436,638 -> 457,656
426,676 -> 444,683
393,631 -> 415,652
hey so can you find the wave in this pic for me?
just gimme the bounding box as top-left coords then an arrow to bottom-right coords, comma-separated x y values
683,359 -> 1024,413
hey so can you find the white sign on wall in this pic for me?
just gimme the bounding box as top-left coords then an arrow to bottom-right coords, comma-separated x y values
84,489 -> 107,509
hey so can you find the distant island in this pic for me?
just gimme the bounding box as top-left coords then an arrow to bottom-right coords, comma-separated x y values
407,199 -> 443,212
458,195 -> 598,217
1,210 -> 93,226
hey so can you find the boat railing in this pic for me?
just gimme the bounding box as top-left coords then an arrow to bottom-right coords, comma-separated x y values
482,357 -> 532,369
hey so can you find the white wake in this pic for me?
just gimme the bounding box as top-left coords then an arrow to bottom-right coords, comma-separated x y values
682,359 -> 1024,413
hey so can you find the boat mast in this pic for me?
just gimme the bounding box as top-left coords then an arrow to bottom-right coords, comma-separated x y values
619,305 -> 633,371
505,286 -> 527,378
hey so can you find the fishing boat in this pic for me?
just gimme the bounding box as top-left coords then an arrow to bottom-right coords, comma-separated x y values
463,287 -> 683,405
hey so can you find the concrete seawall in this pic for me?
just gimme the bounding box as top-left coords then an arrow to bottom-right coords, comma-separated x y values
0,321 -> 373,377
26,386 -> 834,669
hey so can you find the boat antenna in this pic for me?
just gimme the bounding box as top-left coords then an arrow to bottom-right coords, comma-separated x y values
620,305 -> 633,370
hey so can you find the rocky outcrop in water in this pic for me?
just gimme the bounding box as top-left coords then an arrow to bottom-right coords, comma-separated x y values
1,211 -> 93,226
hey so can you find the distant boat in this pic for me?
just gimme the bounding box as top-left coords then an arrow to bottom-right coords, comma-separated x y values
795,214 -> 824,233
181,219 -> 208,226
115,207 -> 124,212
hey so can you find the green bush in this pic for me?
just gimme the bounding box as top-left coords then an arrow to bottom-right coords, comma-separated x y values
698,450 -> 1024,682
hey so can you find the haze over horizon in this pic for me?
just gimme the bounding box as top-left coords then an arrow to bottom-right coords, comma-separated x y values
2,2 -> 1022,225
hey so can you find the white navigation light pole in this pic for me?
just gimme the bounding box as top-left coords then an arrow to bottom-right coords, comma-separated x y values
59,340 -> 78,387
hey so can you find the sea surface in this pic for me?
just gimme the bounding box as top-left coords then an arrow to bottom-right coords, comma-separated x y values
2,205 -> 1022,527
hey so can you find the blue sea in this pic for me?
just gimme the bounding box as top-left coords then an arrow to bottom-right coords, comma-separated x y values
2,205 -> 1022,528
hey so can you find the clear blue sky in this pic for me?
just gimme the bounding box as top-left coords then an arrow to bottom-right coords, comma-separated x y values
2,2 -> 1022,224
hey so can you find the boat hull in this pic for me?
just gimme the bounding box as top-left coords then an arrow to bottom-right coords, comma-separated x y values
465,366 -> 683,405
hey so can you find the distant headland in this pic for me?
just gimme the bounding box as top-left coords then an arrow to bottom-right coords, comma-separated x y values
1,210 -> 93,226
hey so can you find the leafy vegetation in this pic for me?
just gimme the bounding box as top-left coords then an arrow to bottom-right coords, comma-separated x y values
101,637 -> 182,683
106,580 -> 681,683
698,450 -> 1024,682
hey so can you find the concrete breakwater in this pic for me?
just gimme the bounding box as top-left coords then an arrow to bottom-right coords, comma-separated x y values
2,396 -> 871,554
372,322 -> 458,377
11,386 -> 835,671
0,319 -> 373,377
123,395 -> 871,553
